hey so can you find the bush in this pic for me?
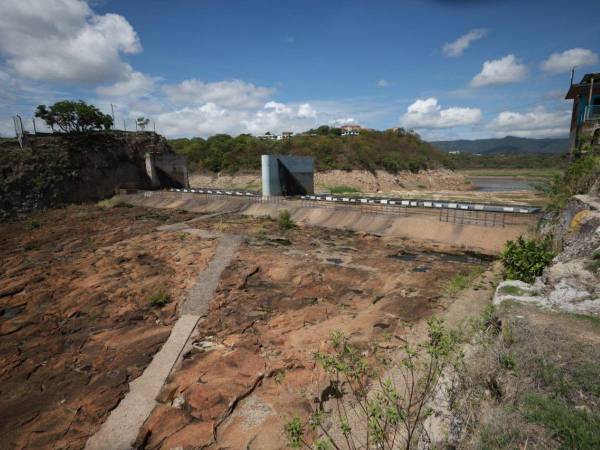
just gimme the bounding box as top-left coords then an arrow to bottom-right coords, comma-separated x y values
278,210 -> 295,231
547,155 -> 600,211
500,236 -> 555,283
284,318 -> 460,449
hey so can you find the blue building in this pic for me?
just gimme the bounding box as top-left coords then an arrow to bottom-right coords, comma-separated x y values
566,72 -> 600,151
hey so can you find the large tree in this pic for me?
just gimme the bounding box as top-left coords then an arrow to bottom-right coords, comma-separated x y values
35,100 -> 113,133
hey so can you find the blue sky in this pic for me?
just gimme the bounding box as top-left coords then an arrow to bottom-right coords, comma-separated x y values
1,0 -> 599,139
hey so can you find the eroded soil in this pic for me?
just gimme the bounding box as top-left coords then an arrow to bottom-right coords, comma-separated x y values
134,216 -> 490,449
0,205 -> 492,450
0,205 -> 217,449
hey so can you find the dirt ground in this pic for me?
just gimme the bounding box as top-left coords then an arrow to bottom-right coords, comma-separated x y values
0,205 -> 217,449
133,215 -> 491,449
0,205 -> 495,450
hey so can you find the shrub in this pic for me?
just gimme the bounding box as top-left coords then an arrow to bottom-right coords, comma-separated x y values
284,318 -> 460,449
500,236 -> 555,283
147,289 -> 170,307
278,210 -> 295,231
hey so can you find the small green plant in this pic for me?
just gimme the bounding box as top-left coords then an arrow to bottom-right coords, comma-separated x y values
147,289 -> 170,307
500,236 -> 555,283
284,317 -> 460,449
278,209 -> 295,231
499,352 -> 516,371
445,266 -> 485,295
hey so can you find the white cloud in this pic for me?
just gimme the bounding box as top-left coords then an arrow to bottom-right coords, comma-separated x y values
400,98 -> 482,129
162,79 -> 274,109
443,29 -> 488,57
329,117 -> 356,126
541,48 -> 599,74
488,107 -> 570,138
471,54 -> 527,87
151,101 -> 318,137
377,79 -> 389,87
0,0 -> 141,84
96,71 -> 158,98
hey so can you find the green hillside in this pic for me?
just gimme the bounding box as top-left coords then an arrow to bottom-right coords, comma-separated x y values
170,127 -> 451,173
432,136 -> 570,154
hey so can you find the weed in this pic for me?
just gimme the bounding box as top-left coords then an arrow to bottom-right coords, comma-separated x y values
523,394 -> 600,449
278,210 -> 295,231
500,285 -> 529,296
498,352 -> 516,371
284,417 -> 306,449
147,289 -> 170,307
445,266 -> 485,295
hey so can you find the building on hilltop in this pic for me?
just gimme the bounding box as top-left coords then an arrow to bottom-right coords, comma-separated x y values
566,72 -> 600,151
257,131 -> 294,140
340,124 -> 362,136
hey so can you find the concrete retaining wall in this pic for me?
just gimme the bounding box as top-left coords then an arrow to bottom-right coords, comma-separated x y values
117,192 -> 535,255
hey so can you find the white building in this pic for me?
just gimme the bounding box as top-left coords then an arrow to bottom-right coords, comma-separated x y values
340,124 -> 362,136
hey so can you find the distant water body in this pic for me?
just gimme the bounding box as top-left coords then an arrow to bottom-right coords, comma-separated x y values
468,176 -> 545,192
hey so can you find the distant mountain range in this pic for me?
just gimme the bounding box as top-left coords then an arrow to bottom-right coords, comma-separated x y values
431,136 -> 570,154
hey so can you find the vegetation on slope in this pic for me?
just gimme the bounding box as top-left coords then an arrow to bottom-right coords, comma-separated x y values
546,149 -> 600,211
432,136 -> 570,154
169,127 -> 451,173
447,152 -> 567,171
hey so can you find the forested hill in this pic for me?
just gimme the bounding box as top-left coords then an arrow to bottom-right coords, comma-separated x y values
169,128 -> 450,173
431,136 -> 570,154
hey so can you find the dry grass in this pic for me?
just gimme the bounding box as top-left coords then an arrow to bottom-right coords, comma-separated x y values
453,302 -> 600,449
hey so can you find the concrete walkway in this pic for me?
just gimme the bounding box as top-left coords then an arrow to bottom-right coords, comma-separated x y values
85,230 -> 241,450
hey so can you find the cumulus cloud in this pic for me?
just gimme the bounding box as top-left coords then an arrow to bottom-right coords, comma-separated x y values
96,71 -> 158,98
329,117 -> 356,126
443,29 -> 488,57
0,0 -> 141,84
471,54 -> 527,87
377,79 -> 389,87
162,79 -> 274,109
488,107 -> 570,138
153,101 -> 318,137
400,98 -> 482,129
541,48 -> 599,74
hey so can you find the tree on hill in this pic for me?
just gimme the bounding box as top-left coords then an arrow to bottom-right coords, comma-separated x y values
35,100 -> 113,133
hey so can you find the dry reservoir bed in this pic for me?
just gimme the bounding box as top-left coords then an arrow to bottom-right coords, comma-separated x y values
0,204 -> 492,449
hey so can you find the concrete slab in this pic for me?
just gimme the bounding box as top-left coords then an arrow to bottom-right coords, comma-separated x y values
85,314 -> 200,450
85,229 -> 241,450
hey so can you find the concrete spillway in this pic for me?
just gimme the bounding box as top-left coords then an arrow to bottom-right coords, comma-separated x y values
117,191 -> 538,255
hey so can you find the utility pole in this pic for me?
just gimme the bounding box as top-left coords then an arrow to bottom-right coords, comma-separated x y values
153,120 -> 156,133
32,118 -> 37,134
110,104 -> 116,127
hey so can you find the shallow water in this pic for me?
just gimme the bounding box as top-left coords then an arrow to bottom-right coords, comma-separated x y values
469,176 -> 546,192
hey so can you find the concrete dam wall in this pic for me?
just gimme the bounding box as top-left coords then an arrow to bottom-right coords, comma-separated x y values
116,191 -> 537,254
